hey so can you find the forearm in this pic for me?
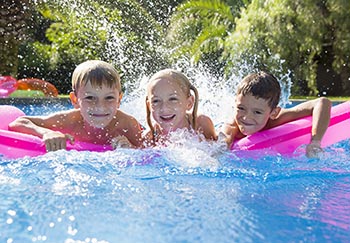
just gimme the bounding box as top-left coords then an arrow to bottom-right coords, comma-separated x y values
8,117 -> 53,138
311,97 -> 332,142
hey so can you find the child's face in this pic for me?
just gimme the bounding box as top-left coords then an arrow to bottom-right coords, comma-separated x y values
147,78 -> 194,134
234,93 -> 278,135
70,81 -> 122,129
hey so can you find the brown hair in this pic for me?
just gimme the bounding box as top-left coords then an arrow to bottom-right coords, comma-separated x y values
237,71 -> 281,109
72,60 -> 121,93
146,69 -> 199,141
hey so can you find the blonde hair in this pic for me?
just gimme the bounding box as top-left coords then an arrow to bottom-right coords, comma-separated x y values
146,69 -> 199,141
72,60 -> 121,93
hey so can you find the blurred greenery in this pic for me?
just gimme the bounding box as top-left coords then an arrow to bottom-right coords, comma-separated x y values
167,0 -> 350,96
1,0 -> 349,96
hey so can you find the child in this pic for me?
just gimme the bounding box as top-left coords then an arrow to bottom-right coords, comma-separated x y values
144,68 -> 217,146
220,71 -> 332,158
9,60 -> 143,151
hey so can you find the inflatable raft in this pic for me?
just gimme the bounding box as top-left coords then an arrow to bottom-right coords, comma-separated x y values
231,101 -> 350,155
0,105 -> 112,159
0,102 -> 349,159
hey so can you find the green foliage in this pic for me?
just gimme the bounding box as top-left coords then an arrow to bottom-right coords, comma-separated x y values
223,0 -> 350,95
11,0 -> 350,96
18,0 -> 115,92
17,0 -> 178,93
166,0 -> 350,96
166,0 -> 245,67
326,0 -> 350,82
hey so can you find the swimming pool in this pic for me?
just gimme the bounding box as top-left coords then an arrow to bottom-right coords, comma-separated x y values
1,100 -> 349,243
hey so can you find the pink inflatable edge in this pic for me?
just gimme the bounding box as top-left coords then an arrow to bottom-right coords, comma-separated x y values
1,102 -> 349,159
0,105 -> 113,159
231,101 -> 350,155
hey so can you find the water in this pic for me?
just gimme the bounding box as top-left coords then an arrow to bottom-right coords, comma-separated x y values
5,0 -> 349,241
0,101 -> 350,243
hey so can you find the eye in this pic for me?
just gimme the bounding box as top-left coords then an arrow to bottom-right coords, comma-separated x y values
254,110 -> 263,115
84,96 -> 95,101
105,95 -> 116,101
151,98 -> 160,105
169,97 -> 179,102
237,106 -> 244,111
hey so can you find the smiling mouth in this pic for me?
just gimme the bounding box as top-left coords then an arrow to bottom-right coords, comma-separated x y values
241,122 -> 255,127
90,113 -> 109,117
160,114 -> 175,122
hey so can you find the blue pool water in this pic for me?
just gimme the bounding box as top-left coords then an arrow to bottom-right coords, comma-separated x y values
1,100 -> 350,243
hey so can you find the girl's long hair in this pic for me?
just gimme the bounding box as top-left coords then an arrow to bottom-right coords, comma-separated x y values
146,69 -> 199,142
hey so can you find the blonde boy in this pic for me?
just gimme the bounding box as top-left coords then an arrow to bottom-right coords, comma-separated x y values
9,60 -> 143,151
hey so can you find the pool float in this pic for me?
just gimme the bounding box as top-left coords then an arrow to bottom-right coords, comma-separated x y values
17,78 -> 59,97
231,101 -> 350,156
0,102 -> 349,159
0,76 -> 18,98
0,105 -> 113,159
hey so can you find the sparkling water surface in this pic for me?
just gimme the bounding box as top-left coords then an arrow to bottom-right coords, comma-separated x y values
0,101 -> 349,243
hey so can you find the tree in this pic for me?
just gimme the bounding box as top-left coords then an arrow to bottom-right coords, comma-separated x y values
224,0 -> 350,96
166,0 -> 246,76
167,0 -> 350,96
17,0 -> 177,93
14,0 -> 187,93
0,0 -> 31,77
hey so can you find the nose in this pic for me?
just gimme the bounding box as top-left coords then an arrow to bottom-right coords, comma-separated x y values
241,111 -> 252,120
159,101 -> 172,112
93,99 -> 109,110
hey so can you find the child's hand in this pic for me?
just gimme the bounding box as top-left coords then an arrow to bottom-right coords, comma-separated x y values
217,131 -> 231,149
306,140 -> 323,158
111,136 -> 133,149
43,131 -> 74,151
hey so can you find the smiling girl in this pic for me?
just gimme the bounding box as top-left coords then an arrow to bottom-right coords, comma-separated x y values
144,68 -> 217,146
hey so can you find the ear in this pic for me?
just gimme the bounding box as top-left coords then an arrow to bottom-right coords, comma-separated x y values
186,95 -> 195,111
69,92 -> 79,108
269,107 -> 281,120
117,92 -> 123,108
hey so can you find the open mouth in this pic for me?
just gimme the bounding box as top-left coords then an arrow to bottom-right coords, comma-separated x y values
160,114 -> 175,122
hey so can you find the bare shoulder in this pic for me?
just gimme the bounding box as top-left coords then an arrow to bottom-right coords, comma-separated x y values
196,114 -> 214,126
114,110 -> 143,147
196,113 -> 217,140
116,110 -> 140,127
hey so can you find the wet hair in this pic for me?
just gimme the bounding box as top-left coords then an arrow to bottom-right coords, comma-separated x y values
71,60 -> 121,93
146,69 -> 199,141
237,71 -> 281,109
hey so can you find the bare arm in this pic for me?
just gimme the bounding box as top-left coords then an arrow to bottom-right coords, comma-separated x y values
219,120 -> 239,149
121,115 -> 143,148
306,98 -> 332,157
309,97 -> 332,142
274,97 -> 332,157
9,115 -> 59,138
8,112 -> 76,151
275,97 -> 331,139
196,114 -> 217,141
